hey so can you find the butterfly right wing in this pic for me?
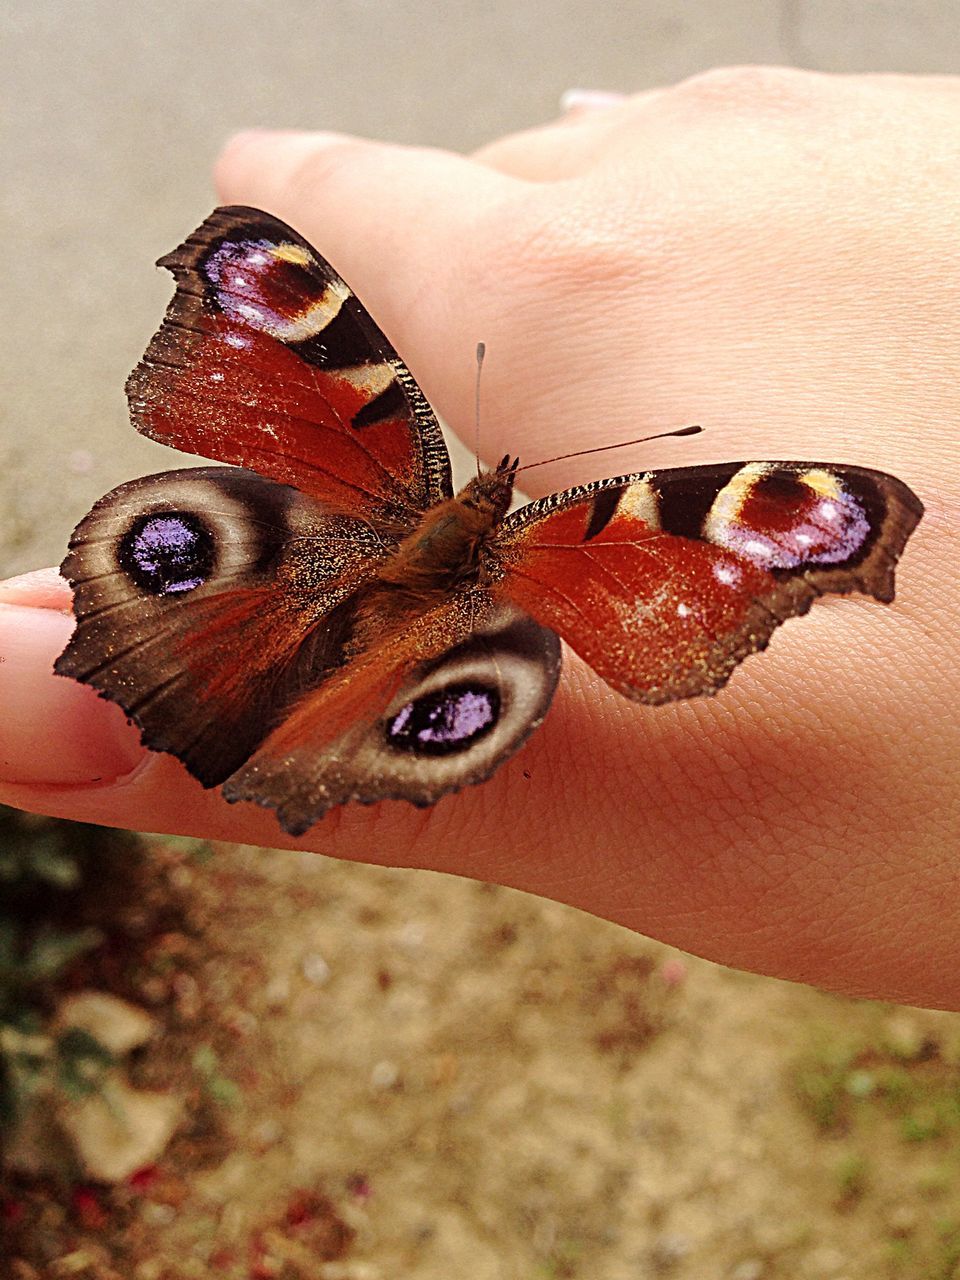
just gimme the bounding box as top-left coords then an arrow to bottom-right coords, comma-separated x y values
221,596 -> 562,836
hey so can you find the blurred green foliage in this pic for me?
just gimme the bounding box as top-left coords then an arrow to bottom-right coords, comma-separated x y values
795,1039 -> 960,1144
0,807 -> 139,1136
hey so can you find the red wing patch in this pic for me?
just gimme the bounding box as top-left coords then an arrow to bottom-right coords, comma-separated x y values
221,595 -> 481,832
126,207 -> 452,528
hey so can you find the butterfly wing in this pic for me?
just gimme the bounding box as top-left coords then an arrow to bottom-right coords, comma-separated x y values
126,206 -> 452,527
493,461 -> 923,703
55,467 -> 394,785
221,597 -> 562,836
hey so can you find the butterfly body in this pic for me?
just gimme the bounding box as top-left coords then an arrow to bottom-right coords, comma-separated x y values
372,457 -> 517,607
56,208 -> 924,835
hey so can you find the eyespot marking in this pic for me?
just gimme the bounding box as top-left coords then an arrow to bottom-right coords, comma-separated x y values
119,512 -> 214,596
204,238 -> 349,342
706,466 -> 871,570
386,684 -> 500,757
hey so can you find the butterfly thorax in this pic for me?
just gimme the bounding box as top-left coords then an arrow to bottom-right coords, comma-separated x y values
374,465 -> 515,603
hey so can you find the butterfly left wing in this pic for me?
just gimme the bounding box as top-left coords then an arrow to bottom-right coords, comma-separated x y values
492,461 -> 923,703
126,206 -> 452,527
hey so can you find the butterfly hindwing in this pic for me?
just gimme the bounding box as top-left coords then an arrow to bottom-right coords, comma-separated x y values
126,206 -> 452,527
221,599 -> 562,836
494,461 -> 923,703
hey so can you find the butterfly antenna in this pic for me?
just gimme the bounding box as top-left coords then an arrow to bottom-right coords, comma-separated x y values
514,424 -> 703,476
474,341 -> 486,479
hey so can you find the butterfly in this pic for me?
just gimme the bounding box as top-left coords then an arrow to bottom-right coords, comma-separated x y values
56,207 -> 924,836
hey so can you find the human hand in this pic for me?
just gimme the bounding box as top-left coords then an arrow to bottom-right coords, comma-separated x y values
2,68 -> 956,1006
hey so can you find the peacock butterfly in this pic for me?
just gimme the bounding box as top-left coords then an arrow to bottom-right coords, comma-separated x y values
56,207 -> 924,835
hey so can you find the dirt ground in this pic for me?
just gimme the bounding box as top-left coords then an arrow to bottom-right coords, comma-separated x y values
5,831 -> 960,1280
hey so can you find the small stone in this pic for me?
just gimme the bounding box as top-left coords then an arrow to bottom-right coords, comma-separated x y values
224,1007 -> 258,1038
172,972 -> 202,1023
650,1233 -> 691,1273
730,1262 -> 765,1280
134,1262 -> 164,1280
253,1119 -> 283,1151
168,864 -> 194,891
301,952 -> 331,986
141,1202 -> 176,1226
396,921 -> 427,948
51,1251 -> 94,1276
263,975 -> 291,1008
60,1081 -> 183,1183
137,976 -> 170,1006
884,1013 -> 929,1060
659,958 -> 688,989
802,1245 -> 845,1277
56,991 -> 156,1056
370,1060 -> 399,1090
886,1204 -> 918,1236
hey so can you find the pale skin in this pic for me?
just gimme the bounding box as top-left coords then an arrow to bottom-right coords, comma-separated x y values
1,67 -> 958,1007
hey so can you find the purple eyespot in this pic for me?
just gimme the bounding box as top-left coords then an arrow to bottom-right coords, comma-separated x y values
119,513 -> 214,596
386,684 -> 500,756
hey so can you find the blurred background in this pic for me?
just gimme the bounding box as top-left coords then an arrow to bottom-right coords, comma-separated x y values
3,4 -> 960,1278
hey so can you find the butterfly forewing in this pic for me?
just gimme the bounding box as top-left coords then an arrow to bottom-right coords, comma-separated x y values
126,207 -> 452,528
55,467 -> 391,784
493,461 -> 923,703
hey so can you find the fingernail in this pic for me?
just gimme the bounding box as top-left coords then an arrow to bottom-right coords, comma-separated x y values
560,89 -> 627,113
0,603 -> 147,786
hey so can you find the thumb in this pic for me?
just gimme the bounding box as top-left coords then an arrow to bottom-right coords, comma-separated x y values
214,129 -> 523,438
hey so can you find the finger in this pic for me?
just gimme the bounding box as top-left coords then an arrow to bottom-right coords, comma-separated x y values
214,132 -> 516,331
0,576 -> 495,858
0,566 -> 74,609
0,571 -> 601,883
559,89 -> 631,113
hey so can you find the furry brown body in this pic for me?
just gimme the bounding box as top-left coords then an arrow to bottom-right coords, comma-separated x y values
364,461 -> 517,614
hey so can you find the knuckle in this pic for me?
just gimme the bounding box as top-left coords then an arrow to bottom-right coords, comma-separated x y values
474,190 -> 674,302
673,64 -> 823,111
282,136 -> 376,204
